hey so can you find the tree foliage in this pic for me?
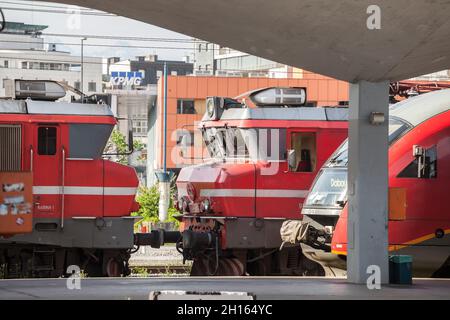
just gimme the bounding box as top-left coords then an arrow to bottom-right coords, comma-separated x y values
133,183 -> 180,227
104,129 -> 144,164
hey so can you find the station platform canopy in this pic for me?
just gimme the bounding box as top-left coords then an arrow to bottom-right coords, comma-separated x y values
54,0 -> 450,82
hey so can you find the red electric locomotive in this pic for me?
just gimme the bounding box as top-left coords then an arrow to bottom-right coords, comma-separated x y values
300,89 -> 450,277
175,87 -> 348,276
0,80 -> 140,278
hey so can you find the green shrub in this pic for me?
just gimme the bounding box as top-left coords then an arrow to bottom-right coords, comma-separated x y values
133,182 -> 180,228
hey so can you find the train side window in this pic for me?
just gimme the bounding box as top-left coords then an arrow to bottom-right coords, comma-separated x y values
397,145 -> 437,179
289,132 -> 316,172
38,127 -> 57,155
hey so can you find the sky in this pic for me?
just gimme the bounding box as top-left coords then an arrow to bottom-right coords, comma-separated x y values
1,1 -> 195,62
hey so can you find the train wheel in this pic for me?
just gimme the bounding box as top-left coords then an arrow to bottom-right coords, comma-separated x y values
190,257 -> 212,276
191,257 -> 244,276
217,257 -> 244,276
105,257 -> 124,277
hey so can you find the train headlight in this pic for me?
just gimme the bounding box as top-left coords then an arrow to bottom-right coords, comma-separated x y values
181,197 -> 189,212
206,98 -> 215,118
202,199 -> 211,212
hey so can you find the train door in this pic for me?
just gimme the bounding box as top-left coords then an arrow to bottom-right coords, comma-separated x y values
32,124 -> 62,219
255,128 -> 318,219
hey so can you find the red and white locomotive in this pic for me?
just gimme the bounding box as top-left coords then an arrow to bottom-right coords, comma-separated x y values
300,89 -> 450,277
0,80 -> 140,277
175,87 -> 348,276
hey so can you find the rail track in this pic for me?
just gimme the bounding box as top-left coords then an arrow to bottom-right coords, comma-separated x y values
129,264 -> 191,276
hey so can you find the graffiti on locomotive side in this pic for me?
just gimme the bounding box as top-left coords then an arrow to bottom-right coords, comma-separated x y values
0,172 -> 33,234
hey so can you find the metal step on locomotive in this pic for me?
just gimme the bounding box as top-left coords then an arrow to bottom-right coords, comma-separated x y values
0,79 -> 175,278
174,87 -> 349,276
297,88 -> 450,278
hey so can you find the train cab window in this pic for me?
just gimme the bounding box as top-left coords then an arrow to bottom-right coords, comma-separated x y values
398,145 -> 437,179
38,127 -> 57,155
288,132 -> 316,172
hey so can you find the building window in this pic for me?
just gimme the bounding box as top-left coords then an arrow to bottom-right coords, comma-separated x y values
40,62 -> 50,70
50,63 -> 62,71
177,99 -> 196,114
3,60 -> 8,68
21,61 -> 28,69
38,127 -> 57,155
88,82 -> 96,92
132,120 -> 148,135
30,62 -> 40,69
74,81 -> 81,90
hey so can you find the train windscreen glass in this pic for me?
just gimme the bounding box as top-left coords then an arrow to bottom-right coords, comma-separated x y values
326,140 -> 348,167
304,116 -> 412,211
388,117 -> 411,144
304,168 -> 347,209
202,127 -> 286,160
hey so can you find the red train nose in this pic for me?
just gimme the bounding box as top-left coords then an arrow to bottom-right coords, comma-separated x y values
131,200 -> 140,213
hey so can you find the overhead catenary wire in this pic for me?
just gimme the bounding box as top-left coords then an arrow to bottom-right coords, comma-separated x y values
0,63 -> 347,79
0,4 -> 359,78
0,53 -> 343,77
41,33 -> 199,43
0,5 -> 116,16
0,0 -> 106,12
0,39 -> 197,50
0,3 -> 198,42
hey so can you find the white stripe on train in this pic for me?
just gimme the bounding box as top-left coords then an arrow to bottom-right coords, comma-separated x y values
33,186 -> 137,196
199,189 -> 308,198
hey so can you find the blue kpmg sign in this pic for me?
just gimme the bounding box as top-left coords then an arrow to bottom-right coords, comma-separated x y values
110,71 -> 143,86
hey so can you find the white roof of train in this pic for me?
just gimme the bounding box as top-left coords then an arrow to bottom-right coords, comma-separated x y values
212,106 -> 348,121
390,88 -> 450,126
0,99 -> 114,117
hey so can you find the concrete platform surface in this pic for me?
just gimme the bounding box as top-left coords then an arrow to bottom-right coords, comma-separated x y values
0,277 -> 449,300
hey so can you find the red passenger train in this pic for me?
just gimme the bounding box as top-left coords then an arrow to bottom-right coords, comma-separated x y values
175,87 -> 348,275
300,89 -> 450,277
0,80 -> 140,277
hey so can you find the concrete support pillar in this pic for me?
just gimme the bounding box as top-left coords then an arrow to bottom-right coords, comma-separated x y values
347,80 -> 389,284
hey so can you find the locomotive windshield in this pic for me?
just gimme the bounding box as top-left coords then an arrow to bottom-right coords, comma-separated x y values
203,127 -> 250,159
202,127 -> 286,161
304,116 -> 412,211
324,116 -> 411,169
304,168 -> 347,209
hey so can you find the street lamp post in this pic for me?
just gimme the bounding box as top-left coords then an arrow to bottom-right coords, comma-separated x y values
156,62 -> 171,222
80,37 -> 87,103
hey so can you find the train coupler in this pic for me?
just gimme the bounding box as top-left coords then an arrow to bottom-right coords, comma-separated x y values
134,229 -> 182,248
